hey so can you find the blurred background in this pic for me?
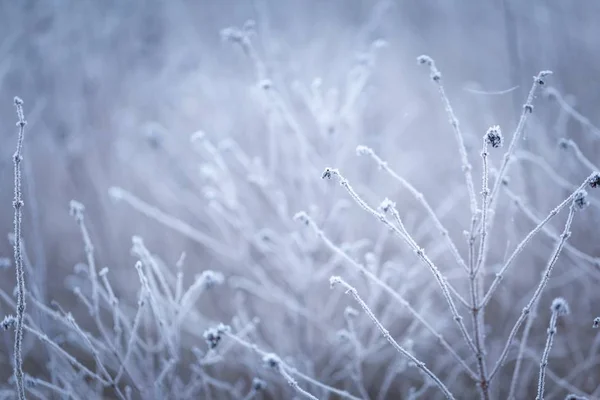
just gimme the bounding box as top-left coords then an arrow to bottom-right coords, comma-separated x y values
1,0 -> 599,398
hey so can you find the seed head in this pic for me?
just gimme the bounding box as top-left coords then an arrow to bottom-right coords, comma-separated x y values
202,323 -> 230,349
329,276 -> 342,288
252,378 -> 267,391
262,353 -> 281,369
485,125 -> 503,148
551,298 -> 570,316
1,315 -> 16,331
199,270 -> 224,289
574,190 -> 589,211
558,138 -> 573,150
589,172 -> 600,188
379,198 -> 396,214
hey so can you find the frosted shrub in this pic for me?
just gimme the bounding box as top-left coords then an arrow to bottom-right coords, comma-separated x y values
1,7 -> 600,400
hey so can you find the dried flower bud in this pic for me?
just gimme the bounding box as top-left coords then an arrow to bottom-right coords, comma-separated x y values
203,323 -> 230,349
329,276 -> 342,288
322,167 -> 335,180
485,126 -> 503,148
379,198 -> 396,214
574,190 -> 589,211
558,138 -> 573,150
551,298 -> 570,316
417,55 -> 441,81
293,211 -> 310,226
262,353 -> 281,369
1,315 -> 16,331
589,172 -> 600,188
252,378 -> 267,391
199,270 -> 224,289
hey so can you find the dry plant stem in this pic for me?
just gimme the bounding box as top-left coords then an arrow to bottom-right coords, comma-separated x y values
480,173 -> 595,309
545,87 -> 600,140
12,97 -> 27,400
108,187 -> 236,261
536,310 -> 560,400
418,59 -> 481,313
489,202 -> 577,381
469,138 -> 492,399
224,333 -> 359,400
418,55 -> 478,219
479,71 -> 551,278
294,212 -> 478,380
561,139 -> 599,172
330,276 -> 455,400
357,145 -> 469,273
504,186 -> 600,271
20,323 -> 110,386
488,71 -> 551,213
69,201 -> 100,315
507,298 -> 540,400
322,168 -> 477,355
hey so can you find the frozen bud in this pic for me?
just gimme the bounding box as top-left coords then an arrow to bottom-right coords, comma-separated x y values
379,198 -> 396,214
329,276 -> 342,288
417,55 -> 434,66
69,200 -> 85,217
258,79 -> 273,90
589,172 -> 600,188
558,138 -> 573,150
551,297 -> 570,316
199,270 -> 224,289
417,55 -> 441,81
1,315 -> 15,331
293,211 -> 310,226
202,323 -> 230,349
220,27 -> 244,43
485,125 -> 503,148
535,70 -> 553,86
262,353 -> 281,369
574,190 -> 589,211
356,145 -> 372,156
252,378 -> 267,391
322,167 -> 335,180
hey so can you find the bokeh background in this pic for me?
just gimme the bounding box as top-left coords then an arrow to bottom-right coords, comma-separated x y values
1,0 -> 599,398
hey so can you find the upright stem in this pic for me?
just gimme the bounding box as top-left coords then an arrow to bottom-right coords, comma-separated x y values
12,97 -> 28,400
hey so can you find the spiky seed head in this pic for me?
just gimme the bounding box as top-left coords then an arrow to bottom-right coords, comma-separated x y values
485,125 -> 503,148
589,172 -> 600,188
